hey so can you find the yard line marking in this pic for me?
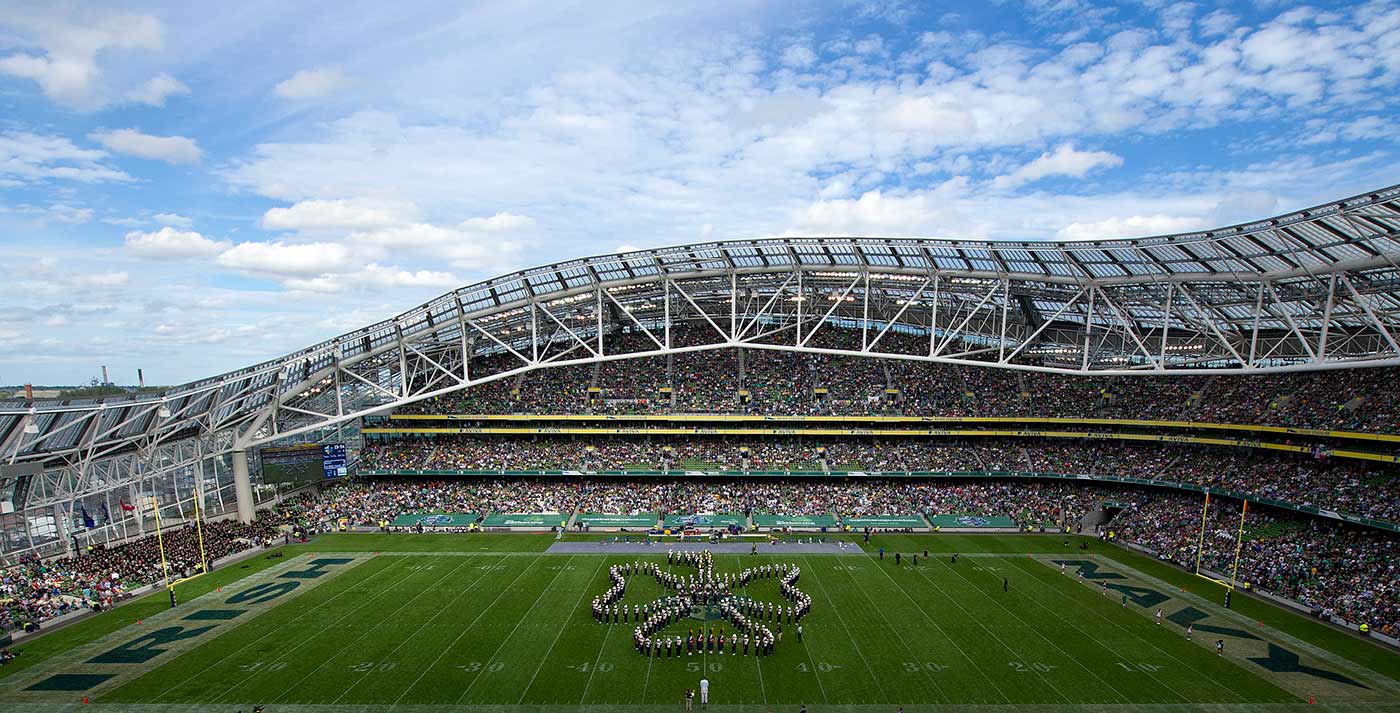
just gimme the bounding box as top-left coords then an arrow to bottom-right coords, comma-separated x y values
454,555 -> 577,706
735,555 -> 769,709
325,554 -> 488,704
827,553 -> 949,703
929,555 -> 1134,704
861,547 -> 1012,703
577,558 -> 624,705
522,557 -> 607,705
906,557 -> 1073,703
800,555 -> 888,704
145,554 -> 404,703
269,555 -> 478,704
389,554 -> 548,706
1005,556 -> 1233,703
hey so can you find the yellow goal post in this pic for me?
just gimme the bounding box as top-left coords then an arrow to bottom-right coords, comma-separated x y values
1192,490 -> 1250,591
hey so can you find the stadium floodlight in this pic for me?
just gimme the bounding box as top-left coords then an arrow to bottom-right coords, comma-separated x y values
23,408 -> 38,434
158,401 -> 172,419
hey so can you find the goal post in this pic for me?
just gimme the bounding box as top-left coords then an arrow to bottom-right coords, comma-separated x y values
1192,490 -> 1249,591
149,493 -> 212,605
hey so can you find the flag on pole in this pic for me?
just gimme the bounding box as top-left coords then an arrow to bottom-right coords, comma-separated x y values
101,503 -> 111,524
81,507 -> 95,529
119,498 -> 136,512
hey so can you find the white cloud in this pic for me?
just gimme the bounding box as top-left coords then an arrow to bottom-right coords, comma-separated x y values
780,44 -> 817,68
0,131 -> 129,184
992,144 -> 1124,189
125,73 -> 189,107
89,129 -> 202,164
0,5 -> 164,108
47,203 -> 94,224
1055,214 -> 1206,241
125,227 -> 229,260
153,213 -> 193,228
216,241 -> 354,276
282,264 -> 460,293
73,271 -> 129,287
260,199 -> 405,232
274,67 -> 351,100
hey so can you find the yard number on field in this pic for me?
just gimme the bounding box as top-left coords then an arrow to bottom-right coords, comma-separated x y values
455,661 -> 506,672
797,662 -> 842,672
904,661 -> 948,672
1007,661 -> 1056,673
568,662 -> 614,672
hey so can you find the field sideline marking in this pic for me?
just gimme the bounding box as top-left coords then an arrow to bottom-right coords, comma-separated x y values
799,554 -> 889,703
825,552 -> 951,703
927,555 -> 1138,704
904,556 -> 1074,703
1006,556 -> 1243,703
221,557 -> 462,704
277,554 -> 479,704
516,556 -> 606,704
859,547 -> 1013,703
137,554 -> 404,703
453,555 -> 578,706
389,554 -> 549,706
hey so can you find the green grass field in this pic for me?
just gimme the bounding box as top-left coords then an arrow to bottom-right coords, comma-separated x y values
3,533 -> 1397,712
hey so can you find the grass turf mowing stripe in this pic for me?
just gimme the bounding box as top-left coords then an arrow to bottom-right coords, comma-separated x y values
206,556 -> 447,704
271,554 -> 483,703
790,555 -> 889,703
1004,556 -> 1274,703
916,555 -> 1131,704
800,554 -> 939,704
514,557 -> 609,704
949,555 -> 1188,704
97,554 -> 400,704
893,556 -> 1069,704
454,556 -> 582,705
331,555 -> 514,704
855,550 -> 1014,704
391,556 -> 565,703
823,554 -> 952,703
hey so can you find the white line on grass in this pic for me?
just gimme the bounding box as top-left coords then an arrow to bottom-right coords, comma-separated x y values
826,554 -> 950,702
933,555 -> 1136,704
1004,556 -> 1232,703
577,558 -> 624,705
733,555 -> 769,710
861,547 -> 1013,703
389,554 -> 548,706
524,557 -> 609,705
800,555 -> 887,703
453,555 -> 577,706
906,557 -> 1073,703
260,556 -> 479,704
326,555 -> 488,704
145,555 -> 406,703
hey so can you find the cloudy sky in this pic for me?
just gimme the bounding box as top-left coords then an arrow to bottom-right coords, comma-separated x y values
2,0 -> 1397,385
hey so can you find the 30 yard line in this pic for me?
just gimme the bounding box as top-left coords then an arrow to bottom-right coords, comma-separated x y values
860,548 -> 1012,704
904,558 -> 1073,703
826,554 -> 950,702
327,555 -> 489,704
454,555 -> 578,706
389,554 -> 548,707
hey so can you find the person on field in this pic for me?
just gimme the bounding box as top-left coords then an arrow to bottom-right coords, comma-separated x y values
699,677 -> 709,707
685,688 -> 694,712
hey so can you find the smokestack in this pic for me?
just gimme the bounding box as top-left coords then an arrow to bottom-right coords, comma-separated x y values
102,365 -> 109,384
24,383 -> 33,401
138,368 -> 145,388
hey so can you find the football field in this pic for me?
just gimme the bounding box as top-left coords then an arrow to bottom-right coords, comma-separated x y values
3,533 -> 1398,712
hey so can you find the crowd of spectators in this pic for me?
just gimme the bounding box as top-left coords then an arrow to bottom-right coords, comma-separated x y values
394,325 -> 1400,432
361,436 -> 1400,524
1113,491 -> 1399,637
1,519 -> 278,632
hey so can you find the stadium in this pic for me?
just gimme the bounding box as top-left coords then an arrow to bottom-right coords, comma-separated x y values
2,184 -> 1400,712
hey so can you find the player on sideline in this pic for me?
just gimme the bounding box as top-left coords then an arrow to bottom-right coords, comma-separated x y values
1186,624 -> 1193,640
699,676 -> 709,707
1216,639 -> 1225,656
1156,609 -> 1163,625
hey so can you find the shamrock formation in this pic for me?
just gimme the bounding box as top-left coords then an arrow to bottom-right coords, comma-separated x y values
590,549 -> 812,658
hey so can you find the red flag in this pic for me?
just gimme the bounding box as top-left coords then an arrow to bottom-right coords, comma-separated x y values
119,498 -> 136,512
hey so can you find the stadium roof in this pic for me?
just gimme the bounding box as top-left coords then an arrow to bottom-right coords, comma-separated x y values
5,183 -> 1400,467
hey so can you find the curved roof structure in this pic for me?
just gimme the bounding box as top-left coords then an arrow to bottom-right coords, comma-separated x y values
5,184 -> 1400,472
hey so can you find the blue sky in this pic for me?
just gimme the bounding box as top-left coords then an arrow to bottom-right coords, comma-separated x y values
1,0 -> 1397,385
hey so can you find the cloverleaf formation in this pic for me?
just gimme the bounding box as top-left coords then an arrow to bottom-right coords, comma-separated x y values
590,549 -> 812,658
